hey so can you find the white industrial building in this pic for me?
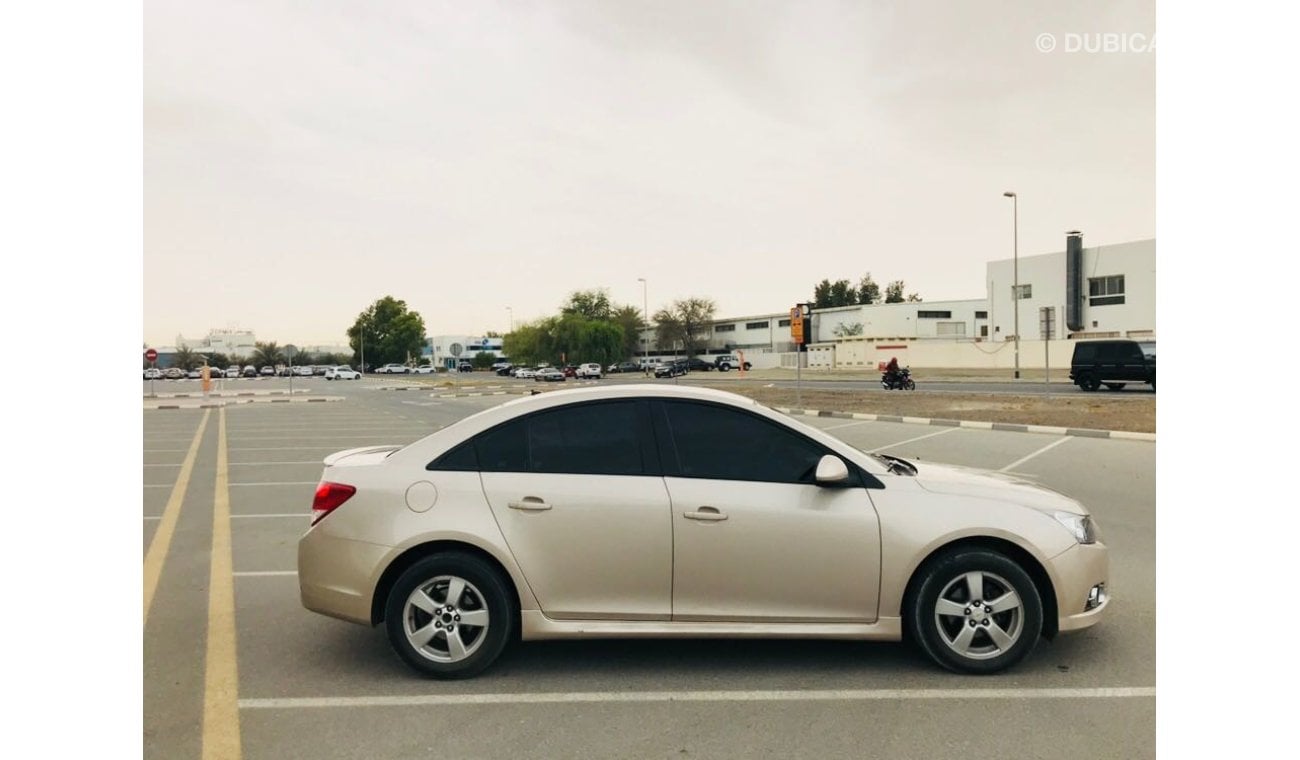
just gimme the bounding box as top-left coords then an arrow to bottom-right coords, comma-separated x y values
425,335 -> 506,369
631,234 -> 1154,370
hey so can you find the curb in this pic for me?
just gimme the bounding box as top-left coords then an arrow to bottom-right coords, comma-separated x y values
145,397 -> 343,410
771,407 -> 1155,442
144,390 -> 312,399
431,390 -> 530,399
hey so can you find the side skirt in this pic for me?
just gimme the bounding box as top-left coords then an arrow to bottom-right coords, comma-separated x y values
520,611 -> 903,642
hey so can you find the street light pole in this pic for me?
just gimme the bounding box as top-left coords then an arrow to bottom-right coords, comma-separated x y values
1003,191 -> 1020,379
637,277 -> 648,373
359,318 -> 366,375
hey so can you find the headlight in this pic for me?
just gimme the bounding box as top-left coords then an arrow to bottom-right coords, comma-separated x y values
1052,511 -> 1098,544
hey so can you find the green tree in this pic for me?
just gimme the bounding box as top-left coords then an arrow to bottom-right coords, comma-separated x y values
207,352 -> 230,369
857,273 -> 880,305
813,279 -> 833,308
172,346 -> 199,371
252,342 -> 284,368
562,289 -> 613,321
885,281 -> 906,303
503,320 -> 554,366
612,304 -> 644,361
653,297 -> 716,357
472,350 -> 496,370
346,296 -> 428,368
906,292 -> 922,302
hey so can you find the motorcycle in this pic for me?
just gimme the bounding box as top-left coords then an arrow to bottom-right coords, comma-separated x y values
881,368 -> 916,390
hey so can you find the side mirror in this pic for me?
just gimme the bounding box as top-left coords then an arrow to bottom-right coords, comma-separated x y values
815,454 -> 850,485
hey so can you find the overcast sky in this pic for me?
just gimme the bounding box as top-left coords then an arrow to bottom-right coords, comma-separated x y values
144,0 -> 1154,346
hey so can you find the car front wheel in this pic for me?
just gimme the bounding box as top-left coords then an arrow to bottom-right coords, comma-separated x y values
384,553 -> 514,679
907,549 -> 1043,674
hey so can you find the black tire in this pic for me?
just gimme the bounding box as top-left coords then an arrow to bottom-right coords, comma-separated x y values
904,379 -> 916,390
719,364 -> 730,372
907,549 -> 1043,675
1079,374 -> 1101,392
1104,383 -> 1126,391
384,553 -> 515,679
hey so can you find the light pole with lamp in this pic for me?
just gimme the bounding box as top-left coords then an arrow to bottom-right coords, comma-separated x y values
637,277 -> 648,375
1003,191 -> 1020,379
358,317 -> 368,375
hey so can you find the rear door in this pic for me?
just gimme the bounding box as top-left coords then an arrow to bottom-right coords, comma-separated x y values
478,400 -> 673,620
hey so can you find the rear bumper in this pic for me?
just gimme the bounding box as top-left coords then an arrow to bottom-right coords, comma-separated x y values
298,527 -> 391,625
1049,541 -> 1110,633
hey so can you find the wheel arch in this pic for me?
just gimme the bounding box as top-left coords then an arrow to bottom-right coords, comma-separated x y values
370,540 -> 524,628
899,536 -> 1060,640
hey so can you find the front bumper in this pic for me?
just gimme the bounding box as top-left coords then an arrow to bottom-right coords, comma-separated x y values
1049,541 -> 1110,633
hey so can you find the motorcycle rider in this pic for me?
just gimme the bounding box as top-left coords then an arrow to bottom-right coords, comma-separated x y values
884,356 -> 901,388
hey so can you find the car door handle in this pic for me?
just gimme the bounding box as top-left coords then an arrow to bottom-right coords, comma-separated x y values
508,498 -> 552,512
684,507 -> 728,522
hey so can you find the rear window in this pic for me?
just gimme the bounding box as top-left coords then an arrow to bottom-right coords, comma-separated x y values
1074,343 -> 1097,362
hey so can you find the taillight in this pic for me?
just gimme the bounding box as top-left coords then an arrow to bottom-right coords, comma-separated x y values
311,481 -> 356,525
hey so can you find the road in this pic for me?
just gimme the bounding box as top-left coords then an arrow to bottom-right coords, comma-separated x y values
144,377 -> 1155,759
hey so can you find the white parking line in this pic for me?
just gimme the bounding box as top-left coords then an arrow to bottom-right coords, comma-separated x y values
240,686 -> 1155,710
230,446 -> 359,452
869,427 -> 960,452
231,514 -> 306,519
144,516 -> 162,521
228,461 -> 323,466
229,481 -> 319,487
233,571 -> 298,577
1000,437 -> 1072,472
144,463 -> 184,467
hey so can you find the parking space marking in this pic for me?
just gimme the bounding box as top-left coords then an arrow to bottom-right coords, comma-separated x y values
868,427 -> 961,452
231,514 -> 307,519
203,408 -> 243,760
144,463 -> 184,467
228,461 -> 325,466
999,436 -> 1072,472
821,420 -> 871,431
240,686 -> 1155,710
233,571 -> 298,577
144,409 -> 210,625
144,516 -> 162,521
229,446 -> 364,452
144,484 -> 172,489
229,481 -> 319,487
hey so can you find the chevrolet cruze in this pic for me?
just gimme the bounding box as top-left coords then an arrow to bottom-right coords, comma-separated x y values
298,385 -> 1108,678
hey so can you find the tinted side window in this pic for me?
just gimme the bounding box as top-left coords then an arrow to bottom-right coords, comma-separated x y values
475,418 -> 528,472
528,401 -> 649,476
427,440 -> 478,471
1074,344 -> 1097,362
662,401 -> 826,484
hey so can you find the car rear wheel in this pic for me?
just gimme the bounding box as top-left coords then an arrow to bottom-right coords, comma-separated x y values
907,549 -> 1043,674
385,553 -> 514,679
1078,374 -> 1101,391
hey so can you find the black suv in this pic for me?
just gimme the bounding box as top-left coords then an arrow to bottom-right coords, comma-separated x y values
1069,339 -> 1155,391
684,356 -> 714,372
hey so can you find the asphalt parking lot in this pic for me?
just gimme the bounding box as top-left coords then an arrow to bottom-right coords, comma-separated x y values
143,377 -> 1155,759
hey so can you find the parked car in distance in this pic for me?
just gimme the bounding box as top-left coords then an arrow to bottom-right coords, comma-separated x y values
561,365 -> 578,378
714,355 -> 752,371
414,365 -> 436,375
143,368 -> 162,380
164,368 -> 184,379
685,357 -> 714,372
654,361 -> 685,378
325,366 -> 361,380
536,367 -> 566,382
242,365 -> 258,378
298,384 -> 1110,679
496,364 -> 515,377
1069,339 -> 1155,392
514,367 -> 537,379
492,361 -> 512,372
377,364 -> 409,374
607,361 -> 641,374
458,361 -> 474,373
260,366 -> 275,376
576,363 -> 603,379
224,366 -> 240,379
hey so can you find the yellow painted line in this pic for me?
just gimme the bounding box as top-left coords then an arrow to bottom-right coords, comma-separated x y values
143,409 -> 210,625
203,408 -> 243,759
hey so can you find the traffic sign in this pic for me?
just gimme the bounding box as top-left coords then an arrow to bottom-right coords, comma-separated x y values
145,348 -> 158,362
789,307 -> 805,345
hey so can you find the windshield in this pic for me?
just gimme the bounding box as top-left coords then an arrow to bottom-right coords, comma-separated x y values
1137,341 -> 1155,358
